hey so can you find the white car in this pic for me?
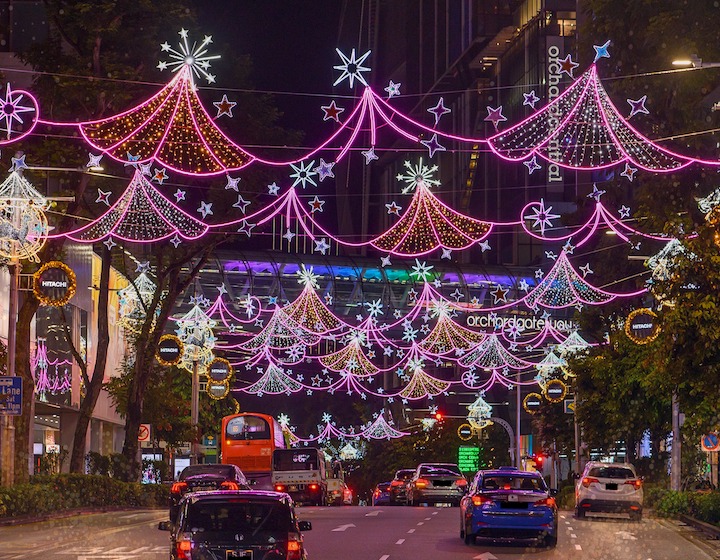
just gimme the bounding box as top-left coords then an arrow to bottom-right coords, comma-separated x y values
575,461 -> 643,520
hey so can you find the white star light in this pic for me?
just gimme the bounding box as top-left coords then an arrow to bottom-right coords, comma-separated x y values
396,158 -> 440,193
314,238 -> 331,255
524,199 -> 560,236
197,201 -> 213,218
289,161 -> 318,189
0,83 -> 35,139
333,48 -> 372,88
410,259 -> 434,282
156,29 -> 220,84
87,153 -> 103,169
297,264 -> 321,289
267,182 -> 280,195
365,299 -> 384,318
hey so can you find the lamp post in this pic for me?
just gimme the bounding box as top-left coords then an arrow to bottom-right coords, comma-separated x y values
672,54 -> 720,69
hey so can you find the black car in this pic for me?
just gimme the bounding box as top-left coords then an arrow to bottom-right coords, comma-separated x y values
169,464 -> 250,524
162,490 -> 312,560
406,463 -> 467,506
389,468 -> 415,505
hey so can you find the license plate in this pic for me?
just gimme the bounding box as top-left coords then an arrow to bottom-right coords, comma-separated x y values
226,550 -> 252,560
605,483 -> 618,490
289,485 -> 298,492
508,494 -> 519,502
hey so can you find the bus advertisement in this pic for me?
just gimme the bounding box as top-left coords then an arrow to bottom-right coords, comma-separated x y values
220,413 -> 286,490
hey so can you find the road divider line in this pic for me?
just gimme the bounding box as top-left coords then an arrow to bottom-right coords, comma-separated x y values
379,556 -> 390,560
417,522 -> 424,526
575,544 -> 582,550
407,529 -> 415,533
424,517 -> 431,520
396,539 -> 405,545
570,533 -> 577,539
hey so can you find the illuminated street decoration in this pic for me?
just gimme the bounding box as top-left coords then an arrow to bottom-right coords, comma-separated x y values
32,339 -> 72,399
244,362 -> 303,395
467,393 -> 493,430
0,83 -> 39,143
0,170 -> 49,262
33,261 -> 77,307
459,334 -> 534,370
118,272 -> 157,333
174,303 -> 217,372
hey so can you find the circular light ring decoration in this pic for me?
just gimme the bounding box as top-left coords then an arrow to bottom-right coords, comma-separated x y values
0,83 -> 40,145
206,379 -> 230,400
543,379 -> 568,403
457,423 -> 475,441
523,392 -> 544,415
33,261 -> 77,307
625,308 -> 661,344
156,334 -> 185,367
206,356 -> 233,382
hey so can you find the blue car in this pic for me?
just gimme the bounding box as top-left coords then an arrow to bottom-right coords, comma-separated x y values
460,467 -> 558,547
372,481 -> 392,506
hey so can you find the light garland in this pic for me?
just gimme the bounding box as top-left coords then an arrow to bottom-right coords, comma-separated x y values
624,308 -> 660,344
155,334 -> 184,367
33,261 -> 77,307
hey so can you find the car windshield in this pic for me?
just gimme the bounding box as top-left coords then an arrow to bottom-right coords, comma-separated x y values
180,465 -> 236,480
419,465 -> 461,477
587,467 -> 635,479
396,470 -> 414,480
482,476 -> 546,491
185,499 -> 292,535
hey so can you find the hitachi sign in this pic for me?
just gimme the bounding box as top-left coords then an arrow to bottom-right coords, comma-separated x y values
41,280 -> 68,288
465,315 -> 575,332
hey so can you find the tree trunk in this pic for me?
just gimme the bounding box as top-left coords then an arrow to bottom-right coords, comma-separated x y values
69,246 -> 111,473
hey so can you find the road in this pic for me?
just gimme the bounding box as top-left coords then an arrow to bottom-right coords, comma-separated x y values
0,507 -> 717,560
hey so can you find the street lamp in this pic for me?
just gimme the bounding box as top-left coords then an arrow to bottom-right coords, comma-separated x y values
672,54 -> 720,68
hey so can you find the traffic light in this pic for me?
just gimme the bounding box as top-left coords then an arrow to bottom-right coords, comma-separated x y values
534,454 -> 544,469
434,411 -> 444,422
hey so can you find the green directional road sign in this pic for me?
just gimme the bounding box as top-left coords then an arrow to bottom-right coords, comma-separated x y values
458,446 -> 480,473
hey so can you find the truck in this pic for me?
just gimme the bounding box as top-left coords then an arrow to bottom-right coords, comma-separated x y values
272,448 -> 330,506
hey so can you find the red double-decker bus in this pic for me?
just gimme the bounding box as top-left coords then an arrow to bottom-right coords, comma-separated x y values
220,413 -> 286,489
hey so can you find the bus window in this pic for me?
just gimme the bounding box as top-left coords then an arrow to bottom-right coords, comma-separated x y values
226,416 -> 270,441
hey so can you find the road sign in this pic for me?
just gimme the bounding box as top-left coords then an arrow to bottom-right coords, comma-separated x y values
564,399 -> 576,414
202,434 -> 217,447
458,445 -> 480,472
457,424 -> 474,441
701,433 -> 720,452
138,424 -> 151,442
0,376 -> 22,415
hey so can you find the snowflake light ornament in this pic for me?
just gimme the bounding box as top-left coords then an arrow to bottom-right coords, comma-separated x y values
0,83 -> 37,141
157,29 -> 220,84
523,199 -> 560,236
296,264 -> 321,289
396,158 -> 440,193
333,48 -> 372,88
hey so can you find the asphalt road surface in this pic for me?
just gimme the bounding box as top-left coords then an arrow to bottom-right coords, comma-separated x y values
0,506 -> 718,560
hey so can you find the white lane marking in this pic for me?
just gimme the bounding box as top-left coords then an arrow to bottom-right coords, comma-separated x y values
559,514 -> 566,519
473,553 -> 498,560
365,510 -> 381,517
570,533 -> 577,539
396,539 -> 405,545
615,530 -> 637,540
331,523 -> 356,532
564,520 -> 570,525
432,512 -> 438,515
424,517 -> 431,520
407,528 -> 416,533
575,544 -> 582,550
379,556 -> 390,560
417,522 -> 424,526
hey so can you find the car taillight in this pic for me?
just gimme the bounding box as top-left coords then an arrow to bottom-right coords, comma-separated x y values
287,535 -> 302,560
415,478 -> 430,488
176,536 -> 192,560
309,484 -> 319,491
220,481 -> 239,490
390,480 -> 404,487
455,478 -> 467,487
624,479 -> 642,489
581,477 -> 599,488
275,484 -> 286,492
471,495 -> 494,506
171,482 -> 188,494
534,496 -> 556,507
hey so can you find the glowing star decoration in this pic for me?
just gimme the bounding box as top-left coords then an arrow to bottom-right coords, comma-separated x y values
523,156 -> 542,174
396,158 -> 440,193
362,147 -> 378,163
267,182 -> 280,196
197,201 -> 213,218
487,65 -> 699,171
420,134 -> 445,158
384,80 -> 401,98
372,176 -> 491,256
333,48 -> 372,88
428,98 -> 452,125
314,238 -> 330,255
157,29 -> 220,84
225,175 -> 241,191
410,259 -> 434,282
523,199 -> 560,236
308,196 -> 325,213
579,263 -> 593,277
385,201 -> 401,215
593,40 -> 611,63
296,264 -> 320,289
619,205 -> 631,218
484,106 -> 507,130
213,94 -> 237,118
627,95 -> 649,119
588,184 -> 606,202
96,189 -> 112,206
0,83 -> 39,142
321,100 -> 344,122
0,170 -> 49,262
315,159 -> 335,181
77,31 -> 254,176
523,90 -> 540,109
620,163 -> 637,182
289,160 -> 318,189
9,154 -> 28,172
63,170 -> 209,243
87,153 -> 103,169
232,195 -> 251,213
152,168 -> 169,184
490,286 -> 509,304
558,54 -> 580,77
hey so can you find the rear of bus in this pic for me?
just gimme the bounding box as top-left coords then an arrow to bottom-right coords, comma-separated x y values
221,413 -> 285,490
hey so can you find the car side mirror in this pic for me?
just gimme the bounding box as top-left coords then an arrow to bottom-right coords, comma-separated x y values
298,521 -> 312,531
549,488 -> 558,496
572,473 -> 581,480
158,521 -> 172,531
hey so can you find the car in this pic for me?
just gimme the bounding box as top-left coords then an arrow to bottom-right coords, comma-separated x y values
169,464 -> 250,525
389,468 -> 415,505
372,482 -> 392,506
406,462 -> 467,506
162,490 -> 312,560
460,466 -> 558,547
575,461 -> 643,520
343,484 -> 353,505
